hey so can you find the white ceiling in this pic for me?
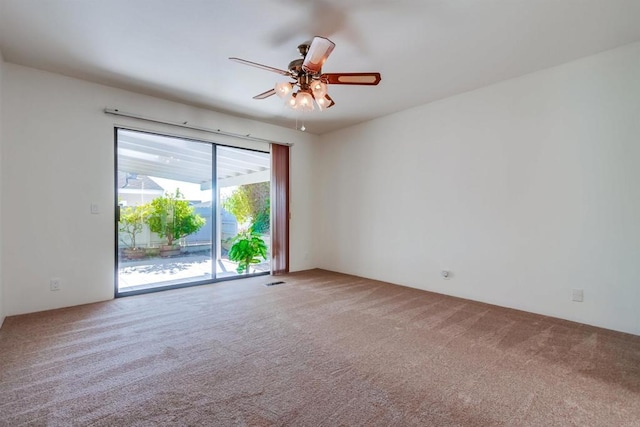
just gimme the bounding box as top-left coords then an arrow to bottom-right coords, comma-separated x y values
1,0 -> 640,134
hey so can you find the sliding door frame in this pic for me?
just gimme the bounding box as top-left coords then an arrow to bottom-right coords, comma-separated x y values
113,127 -> 270,298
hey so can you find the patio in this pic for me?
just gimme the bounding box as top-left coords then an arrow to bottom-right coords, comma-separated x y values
118,253 -> 270,292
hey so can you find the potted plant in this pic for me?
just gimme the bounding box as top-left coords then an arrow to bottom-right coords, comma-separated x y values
227,227 -> 268,274
146,189 -> 206,257
118,204 -> 149,259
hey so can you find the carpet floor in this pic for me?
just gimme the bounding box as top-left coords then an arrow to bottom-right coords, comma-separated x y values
1,269 -> 639,426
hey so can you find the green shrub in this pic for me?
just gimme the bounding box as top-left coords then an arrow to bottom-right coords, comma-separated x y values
251,206 -> 270,234
118,204 -> 150,249
223,182 -> 270,232
228,228 -> 267,274
146,189 -> 206,246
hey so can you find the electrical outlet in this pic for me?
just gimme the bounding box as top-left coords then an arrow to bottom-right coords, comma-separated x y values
50,278 -> 61,291
91,203 -> 100,214
571,289 -> 584,302
441,270 -> 451,280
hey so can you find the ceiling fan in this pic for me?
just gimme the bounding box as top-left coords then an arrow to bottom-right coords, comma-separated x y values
230,36 -> 381,111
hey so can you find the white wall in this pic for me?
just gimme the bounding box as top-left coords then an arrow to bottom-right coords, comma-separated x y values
1,64 -> 318,316
316,42 -> 640,335
0,49 -> 5,327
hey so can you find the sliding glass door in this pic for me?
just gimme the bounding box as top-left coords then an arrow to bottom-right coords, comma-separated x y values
217,147 -> 271,278
115,129 -> 270,295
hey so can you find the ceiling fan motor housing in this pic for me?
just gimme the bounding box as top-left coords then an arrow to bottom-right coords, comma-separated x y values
288,59 -> 317,90
297,42 -> 311,58
288,59 -> 304,75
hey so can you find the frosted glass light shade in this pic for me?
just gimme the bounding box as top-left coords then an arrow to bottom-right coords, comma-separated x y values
295,91 -> 315,112
315,94 -> 335,110
310,80 -> 327,99
316,96 -> 328,110
275,81 -> 293,98
287,92 -> 298,108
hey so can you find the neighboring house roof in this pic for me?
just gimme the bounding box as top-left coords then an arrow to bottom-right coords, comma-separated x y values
192,201 -> 212,208
117,172 -> 164,191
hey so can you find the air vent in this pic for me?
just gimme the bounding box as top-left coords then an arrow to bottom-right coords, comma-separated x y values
265,281 -> 285,287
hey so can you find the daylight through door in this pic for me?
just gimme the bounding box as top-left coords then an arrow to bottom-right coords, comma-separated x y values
115,129 -> 271,295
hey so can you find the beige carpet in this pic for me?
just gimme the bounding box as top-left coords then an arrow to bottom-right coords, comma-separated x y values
1,269 -> 639,426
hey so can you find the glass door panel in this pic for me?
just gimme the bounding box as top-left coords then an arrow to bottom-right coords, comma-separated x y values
217,147 -> 271,278
116,129 -> 214,294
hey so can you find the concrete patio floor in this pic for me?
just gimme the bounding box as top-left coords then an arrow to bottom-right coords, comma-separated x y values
118,254 -> 269,292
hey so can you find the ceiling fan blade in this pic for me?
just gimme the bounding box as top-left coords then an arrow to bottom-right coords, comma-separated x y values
302,36 -> 335,74
229,57 -> 291,76
322,73 -> 381,85
253,88 -> 277,100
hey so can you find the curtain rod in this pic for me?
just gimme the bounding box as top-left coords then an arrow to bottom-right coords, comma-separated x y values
104,108 -> 292,147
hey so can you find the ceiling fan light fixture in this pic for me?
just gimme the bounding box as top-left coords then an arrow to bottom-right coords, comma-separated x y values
315,94 -> 335,110
310,80 -> 327,99
287,92 -> 298,109
315,97 -> 328,110
275,81 -> 293,98
294,90 -> 315,112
